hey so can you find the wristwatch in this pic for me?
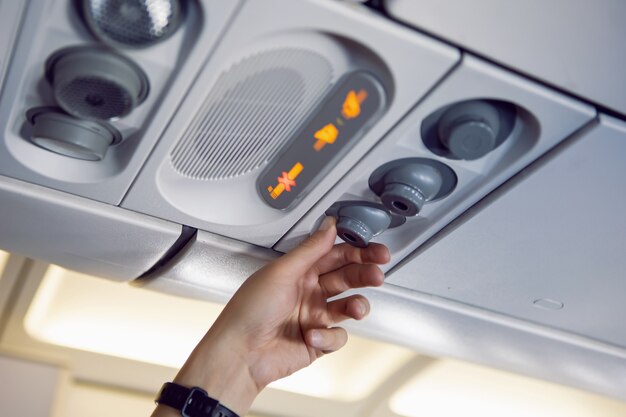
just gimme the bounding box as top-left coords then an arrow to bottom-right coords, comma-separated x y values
155,382 -> 239,417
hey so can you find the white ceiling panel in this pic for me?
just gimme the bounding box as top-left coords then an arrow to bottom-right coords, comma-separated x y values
388,115 -> 626,348
386,0 -> 626,115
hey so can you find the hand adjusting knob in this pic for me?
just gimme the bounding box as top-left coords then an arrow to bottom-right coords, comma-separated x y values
325,201 -> 405,248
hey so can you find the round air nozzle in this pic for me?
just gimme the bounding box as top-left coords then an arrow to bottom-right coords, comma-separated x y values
26,107 -> 122,161
46,46 -> 150,121
81,0 -> 184,48
437,100 -> 502,160
369,158 -> 457,216
325,201 -> 405,248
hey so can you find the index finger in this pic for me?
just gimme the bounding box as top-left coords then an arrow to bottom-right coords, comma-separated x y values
313,242 -> 390,275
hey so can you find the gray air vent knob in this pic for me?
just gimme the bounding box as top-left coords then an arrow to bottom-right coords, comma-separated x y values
26,107 -> 122,161
81,0 -> 184,49
325,201 -> 405,248
437,100 -> 501,160
45,46 -> 150,121
369,158 -> 457,216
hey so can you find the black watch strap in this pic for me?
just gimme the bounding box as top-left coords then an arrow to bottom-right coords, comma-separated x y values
156,382 -> 239,417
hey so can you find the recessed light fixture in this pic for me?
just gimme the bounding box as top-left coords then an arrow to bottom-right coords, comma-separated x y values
24,265 -> 223,368
389,359 -> 626,417
0,250 -> 9,278
81,0 -> 185,49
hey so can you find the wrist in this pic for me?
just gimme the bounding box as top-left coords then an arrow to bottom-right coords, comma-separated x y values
173,331 -> 259,416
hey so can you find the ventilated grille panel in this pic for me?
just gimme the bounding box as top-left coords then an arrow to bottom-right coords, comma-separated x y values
170,49 -> 333,180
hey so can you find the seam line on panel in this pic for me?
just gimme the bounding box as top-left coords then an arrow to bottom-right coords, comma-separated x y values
132,225 -> 198,282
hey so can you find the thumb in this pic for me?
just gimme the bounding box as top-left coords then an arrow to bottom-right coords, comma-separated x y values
278,217 -> 337,273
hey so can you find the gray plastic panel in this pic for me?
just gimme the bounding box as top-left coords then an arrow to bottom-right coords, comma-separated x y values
121,0 -> 460,247
0,0 -> 241,204
0,175 -> 181,280
386,0 -> 626,115
276,56 -> 595,267
139,226 -> 626,402
137,230 -> 280,303
0,1 -> 27,97
387,115 -> 626,348
346,284 -> 626,401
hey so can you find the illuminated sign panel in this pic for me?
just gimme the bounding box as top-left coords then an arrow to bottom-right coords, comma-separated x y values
258,71 -> 386,210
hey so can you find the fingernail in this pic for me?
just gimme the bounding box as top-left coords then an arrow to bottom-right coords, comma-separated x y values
310,330 -> 323,347
358,300 -> 367,316
319,216 -> 335,231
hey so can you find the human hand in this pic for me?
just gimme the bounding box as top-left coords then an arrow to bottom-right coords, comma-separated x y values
158,217 -> 389,416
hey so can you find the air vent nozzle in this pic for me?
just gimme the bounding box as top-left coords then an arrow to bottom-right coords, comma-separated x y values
26,107 -> 122,161
45,46 -> 150,121
326,201 -> 405,248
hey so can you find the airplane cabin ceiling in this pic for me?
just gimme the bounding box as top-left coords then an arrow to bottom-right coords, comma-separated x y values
0,0 -> 625,406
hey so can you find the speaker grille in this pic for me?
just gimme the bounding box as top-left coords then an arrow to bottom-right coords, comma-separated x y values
170,49 -> 334,181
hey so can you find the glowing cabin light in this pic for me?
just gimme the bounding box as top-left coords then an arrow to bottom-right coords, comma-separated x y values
24,265 -> 224,368
389,359 -> 626,417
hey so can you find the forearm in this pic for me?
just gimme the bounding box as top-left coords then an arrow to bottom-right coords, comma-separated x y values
150,218 -> 387,417
151,327 -> 259,417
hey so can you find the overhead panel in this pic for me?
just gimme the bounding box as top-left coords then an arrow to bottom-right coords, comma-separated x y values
345,284 -> 626,402
0,175 -> 181,280
136,230 -> 280,304
0,0 -> 242,204
276,55 -> 595,272
387,115 -> 626,349
386,0 -> 626,115
0,1 -> 27,95
121,0 -> 460,247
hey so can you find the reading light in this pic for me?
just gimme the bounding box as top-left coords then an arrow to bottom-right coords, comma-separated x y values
81,0 -> 185,48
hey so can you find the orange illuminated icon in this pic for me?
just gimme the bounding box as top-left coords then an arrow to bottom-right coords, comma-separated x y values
313,123 -> 339,151
267,162 -> 304,199
341,89 -> 368,120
